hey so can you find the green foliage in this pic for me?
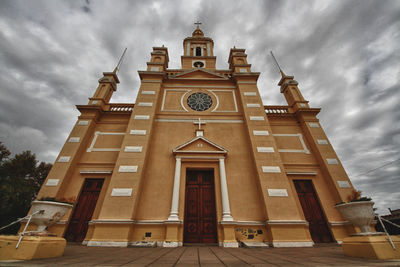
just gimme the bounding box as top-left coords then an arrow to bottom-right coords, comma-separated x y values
0,142 -> 52,234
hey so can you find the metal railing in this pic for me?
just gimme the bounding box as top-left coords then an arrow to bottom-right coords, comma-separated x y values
377,215 -> 400,250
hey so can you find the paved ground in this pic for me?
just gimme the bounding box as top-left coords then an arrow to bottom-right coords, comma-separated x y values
1,243 -> 400,267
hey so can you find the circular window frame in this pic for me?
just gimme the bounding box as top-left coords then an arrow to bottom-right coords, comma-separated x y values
186,92 -> 213,112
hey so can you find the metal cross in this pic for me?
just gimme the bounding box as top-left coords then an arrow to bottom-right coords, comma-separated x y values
194,21 -> 202,27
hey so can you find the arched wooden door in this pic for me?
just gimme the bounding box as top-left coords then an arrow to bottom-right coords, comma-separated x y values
184,170 -> 217,244
65,178 -> 104,242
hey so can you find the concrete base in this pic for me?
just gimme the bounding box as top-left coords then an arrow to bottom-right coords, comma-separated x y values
0,235 -> 66,260
342,235 -> 400,260
240,241 -> 269,248
129,241 -> 157,247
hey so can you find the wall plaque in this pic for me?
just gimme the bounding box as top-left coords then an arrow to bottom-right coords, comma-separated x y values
111,188 -> 132,197
45,179 -> 59,186
268,189 -> 288,197
337,181 -> 351,188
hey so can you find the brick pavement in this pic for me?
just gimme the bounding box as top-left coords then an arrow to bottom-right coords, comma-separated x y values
1,243 -> 400,266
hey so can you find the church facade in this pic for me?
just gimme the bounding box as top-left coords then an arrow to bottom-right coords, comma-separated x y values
35,26 -> 357,247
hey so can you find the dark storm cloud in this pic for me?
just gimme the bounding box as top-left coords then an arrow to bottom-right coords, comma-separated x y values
0,0 -> 399,214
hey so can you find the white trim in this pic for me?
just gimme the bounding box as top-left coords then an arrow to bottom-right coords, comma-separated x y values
208,89 -> 238,113
45,179 -> 59,186
118,165 -> 138,173
156,118 -> 243,123
130,129 -> 146,135
262,166 -> 281,173
124,146 -> 143,152
240,242 -> 269,248
162,241 -> 182,247
273,133 -> 310,154
173,136 -> 227,153
150,66 -> 159,72
327,158 -> 339,165
141,90 -> 156,95
87,131 -> 125,152
246,103 -> 260,108
58,156 -> 70,163
317,139 -> 329,145
249,116 -> 264,121
237,81 -> 257,84
161,89 -> 191,112
286,171 -> 317,175
266,220 -> 308,225
163,85 -> 236,89
141,80 -> 161,83
267,189 -> 288,197
337,180 -> 351,188
329,221 -> 351,226
299,103 -> 307,107
178,155 -> 225,160
308,122 -> 319,128
257,147 -> 274,153
90,219 -> 135,224
138,102 -> 153,107
235,221 -> 265,225
68,137 -> 80,143
111,188 -> 132,197
272,241 -> 314,248
135,220 -> 165,225
253,130 -> 269,136
78,120 -> 89,126
134,115 -> 150,120
87,241 -> 128,247
222,242 -> 239,248
80,170 -> 113,174
239,68 -> 248,73
244,92 -> 257,96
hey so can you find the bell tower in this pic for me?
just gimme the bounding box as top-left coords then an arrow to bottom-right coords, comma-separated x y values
181,22 -> 216,70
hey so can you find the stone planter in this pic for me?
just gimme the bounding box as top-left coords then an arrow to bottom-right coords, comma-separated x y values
335,201 -> 375,235
30,200 -> 73,232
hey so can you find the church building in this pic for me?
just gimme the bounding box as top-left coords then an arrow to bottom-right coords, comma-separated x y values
35,25 -> 357,247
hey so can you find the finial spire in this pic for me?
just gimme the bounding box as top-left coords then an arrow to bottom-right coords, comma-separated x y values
194,21 -> 202,28
113,48 -> 127,74
270,51 -> 286,77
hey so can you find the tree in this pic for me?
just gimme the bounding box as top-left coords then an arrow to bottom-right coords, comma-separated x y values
0,142 -> 52,234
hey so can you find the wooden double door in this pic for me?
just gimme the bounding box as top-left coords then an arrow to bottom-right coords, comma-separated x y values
184,170 -> 218,244
65,178 -> 104,242
293,180 -> 333,243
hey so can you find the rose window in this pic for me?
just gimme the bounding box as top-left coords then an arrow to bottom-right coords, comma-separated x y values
187,92 -> 213,111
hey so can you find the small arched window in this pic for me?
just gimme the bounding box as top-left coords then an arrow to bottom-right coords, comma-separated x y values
196,47 -> 202,56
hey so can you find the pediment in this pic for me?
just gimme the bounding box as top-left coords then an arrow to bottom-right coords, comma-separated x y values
171,69 -> 228,80
173,136 -> 227,154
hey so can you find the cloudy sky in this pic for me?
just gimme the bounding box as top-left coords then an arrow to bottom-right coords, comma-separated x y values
0,0 -> 399,214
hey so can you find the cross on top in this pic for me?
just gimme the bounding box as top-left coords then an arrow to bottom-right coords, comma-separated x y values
194,118 -> 206,130
194,21 -> 202,27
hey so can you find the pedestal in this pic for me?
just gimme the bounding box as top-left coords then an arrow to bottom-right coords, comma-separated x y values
221,223 -> 238,247
0,235 -> 66,260
342,235 -> 400,260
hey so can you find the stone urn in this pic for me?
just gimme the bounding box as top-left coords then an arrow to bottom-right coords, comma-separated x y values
30,200 -> 73,232
335,201 -> 375,235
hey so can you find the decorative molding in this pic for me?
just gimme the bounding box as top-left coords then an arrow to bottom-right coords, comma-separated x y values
141,90 -> 156,95
266,220 -> 308,225
124,146 -> 143,152
134,115 -> 150,120
135,220 -> 165,225
58,156 -> 70,163
111,188 -> 133,196
317,139 -> 329,145
237,81 -> 257,84
150,66 -> 159,71
80,170 -> 113,174
235,221 -> 265,225
250,116 -> 264,121
130,129 -> 146,135
267,189 -> 288,197
253,130 -> 269,136
118,165 -> 138,173
244,92 -> 257,96
138,102 -> 153,107
262,166 -> 281,173
308,122 -> 319,128
161,89 -> 190,112
272,241 -> 314,248
329,221 -> 351,226
90,219 -> 134,225
246,103 -> 260,108
163,85 -> 236,89
68,137 -> 80,143
327,158 -> 339,165
222,242 -> 239,248
78,120 -> 89,126
45,179 -> 59,186
87,241 -> 128,247
257,147 -> 274,153
208,89 -> 238,113
337,180 -> 351,188
273,133 -> 310,154
162,241 -> 182,247
87,131 -> 125,152
156,118 -> 243,124
91,100 -> 99,105
239,68 -> 248,73
299,103 -> 307,107
141,80 -> 161,83
286,171 -> 317,176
